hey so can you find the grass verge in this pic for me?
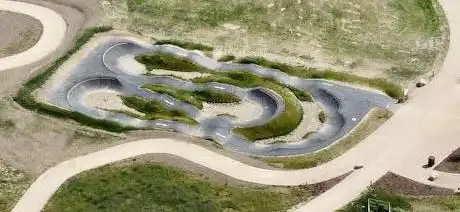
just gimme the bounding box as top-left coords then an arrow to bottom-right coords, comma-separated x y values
142,84 -> 241,110
238,56 -> 403,100
13,26 -> 135,133
193,71 -> 303,140
262,108 -> 391,169
120,96 -> 197,125
155,39 -> 214,51
44,161 -> 309,212
135,52 -> 211,73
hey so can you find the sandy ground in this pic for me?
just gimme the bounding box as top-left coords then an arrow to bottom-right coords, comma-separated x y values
84,90 -> 144,116
258,102 -> 322,144
198,100 -> 264,123
0,11 -> 42,58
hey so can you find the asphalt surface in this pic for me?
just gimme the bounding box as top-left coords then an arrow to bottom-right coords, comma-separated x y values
45,38 -> 395,156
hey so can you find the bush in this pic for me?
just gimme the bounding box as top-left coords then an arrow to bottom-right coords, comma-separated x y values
155,39 -> 214,51
285,85 -> 314,102
120,96 -> 197,125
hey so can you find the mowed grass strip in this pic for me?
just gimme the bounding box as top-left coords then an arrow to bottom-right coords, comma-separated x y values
142,84 -> 241,110
44,161 -> 309,212
193,71 -> 303,141
120,96 -> 197,125
262,108 -> 392,169
238,56 -> 403,100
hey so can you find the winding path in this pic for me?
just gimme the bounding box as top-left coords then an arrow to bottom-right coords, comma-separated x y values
7,0 -> 460,211
0,0 -> 66,71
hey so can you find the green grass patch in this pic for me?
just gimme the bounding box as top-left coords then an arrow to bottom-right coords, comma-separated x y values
217,54 -> 235,62
193,71 -> 303,140
286,85 -> 314,102
390,0 -> 441,35
339,188 -> 412,212
142,84 -> 204,109
120,96 -> 197,125
263,109 -> 391,169
155,39 -> 214,51
13,26 -> 136,133
142,84 -> 240,110
237,56 -> 403,100
44,161 -> 309,212
135,52 -> 210,73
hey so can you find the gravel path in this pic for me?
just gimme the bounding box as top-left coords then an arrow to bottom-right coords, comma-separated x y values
0,0 -> 66,72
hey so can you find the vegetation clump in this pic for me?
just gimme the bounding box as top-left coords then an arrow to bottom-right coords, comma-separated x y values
135,52 -> 210,73
142,84 -> 240,110
217,54 -> 235,62
285,85 -> 314,102
44,161 -> 309,212
120,96 -> 197,125
318,111 -> 327,123
155,39 -> 214,51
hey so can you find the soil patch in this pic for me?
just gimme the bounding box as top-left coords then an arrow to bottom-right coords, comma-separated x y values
0,11 -> 43,58
372,172 -> 454,196
435,146 -> 460,173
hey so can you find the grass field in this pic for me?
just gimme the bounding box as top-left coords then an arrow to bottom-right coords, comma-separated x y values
193,71 -> 303,141
340,188 -> 460,212
142,84 -> 241,110
44,161 -> 310,212
0,161 -> 29,212
105,0 -> 448,85
120,96 -> 197,125
263,108 -> 391,169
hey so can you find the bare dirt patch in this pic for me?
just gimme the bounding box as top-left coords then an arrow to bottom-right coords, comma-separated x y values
0,11 -> 42,58
372,172 -> 454,196
435,146 -> 460,173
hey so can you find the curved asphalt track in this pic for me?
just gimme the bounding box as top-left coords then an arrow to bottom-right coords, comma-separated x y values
45,38 -> 395,156
9,0 -> 460,211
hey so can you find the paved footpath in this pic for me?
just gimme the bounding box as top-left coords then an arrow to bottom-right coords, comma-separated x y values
0,0 -> 66,72
8,0 -> 460,211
